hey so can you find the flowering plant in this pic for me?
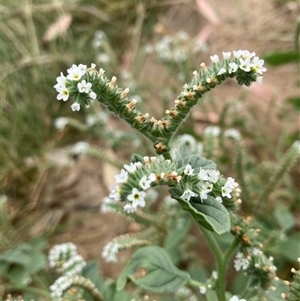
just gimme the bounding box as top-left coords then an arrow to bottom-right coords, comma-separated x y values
51,50 -> 299,301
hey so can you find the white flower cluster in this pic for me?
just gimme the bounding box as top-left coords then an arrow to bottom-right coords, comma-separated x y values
175,286 -> 198,301
106,155 -> 239,213
49,275 -> 73,299
229,296 -> 246,301
48,242 -> 86,299
108,158 -> 184,213
54,64 -> 97,111
54,117 -> 69,131
234,252 -> 250,271
198,270 -> 218,296
150,31 -> 204,64
71,141 -> 90,156
204,126 -> 221,137
48,242 -> 86,276
171,134 -> 204,158
225,128 -> 241,140
204,126 -> 241,140
109,161 -> 157,213
209,50 -> 266,84
181,165 -> 238,203
101,241 -> 120,262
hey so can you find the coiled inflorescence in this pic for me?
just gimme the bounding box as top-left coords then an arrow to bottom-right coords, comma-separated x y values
106,155 -> 240,214
54,50 -> 267,154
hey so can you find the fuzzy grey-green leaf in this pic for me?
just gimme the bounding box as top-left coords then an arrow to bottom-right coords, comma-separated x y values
117,245 -> 190,293
170,188 -> 231,234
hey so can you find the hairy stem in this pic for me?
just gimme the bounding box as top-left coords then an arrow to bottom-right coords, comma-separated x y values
200,227 -> 226,301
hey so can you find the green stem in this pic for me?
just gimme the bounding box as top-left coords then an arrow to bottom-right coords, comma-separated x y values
200,227 -> 225,301
162,151 -> 172,160
200,228 -> 240,301
223,236 -> 240,263
188,278 -> 205,287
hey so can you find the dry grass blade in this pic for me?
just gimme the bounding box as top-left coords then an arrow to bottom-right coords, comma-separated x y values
42,14 -> 72,42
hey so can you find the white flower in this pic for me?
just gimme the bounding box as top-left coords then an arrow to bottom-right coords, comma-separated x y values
210,54 -> 219,63
97,53 -> 110,64
199,189 -> 209,200
139,175 -> 152,190
222,52 -> 231,59
124,162 -> 138,173
208,170 -> 220,183
225,129 -> 241,140
239,57 -> 251,72
54,117 -> 68,131
48,242 -> 77,269
50,275 -> 73,299
212,270 -> 218,279
234,252 -> 249,271
199,286 -> 207,294
225,177 -> 237,190
198,169 -> 210,181
256,76 -> 263,84
252,248 -> 262,256
228,62 -> 238,74
72,141 -> 89,155
200,181 -> 213,192
215,196 -> 223,203
71,102 -> 80,111
251,56 -> 267,74
109,183 -> 121,202
217,68 -> 227,75
89,91 -> 97,100
233,50 -> 243,59
127,188 -> 146,208
199,182 -> 213,200
57,87 -> 69,101
241,50 -> 256,60
181,189 -> 197,201
204,126 -> 220,137
100,197 -> 117,213
54,72 -> 68,91
124,203 -> 135,213
115,169 -> 128,184
67,64 -> 87,81
222,177 -> 237,198
229,295 -> 246,301
184,164 -> 194,176
148,173 -> 157,182
102,241 -> 120,262
77,80 -> 92,93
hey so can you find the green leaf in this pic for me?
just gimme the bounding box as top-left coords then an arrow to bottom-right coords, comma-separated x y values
1,246 -> 31,266
277,233 -> 300,262
263,51 -> 300,66
103,282 -> 133,301
117,245 -> 190,293
26,240 -> 47,274
82,261 -> 104,292
175,143 -> 216,172
163,216 -> 192,264
286,96 -> 300,111
274,204 -> 295,231
170,188 -> 231,234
